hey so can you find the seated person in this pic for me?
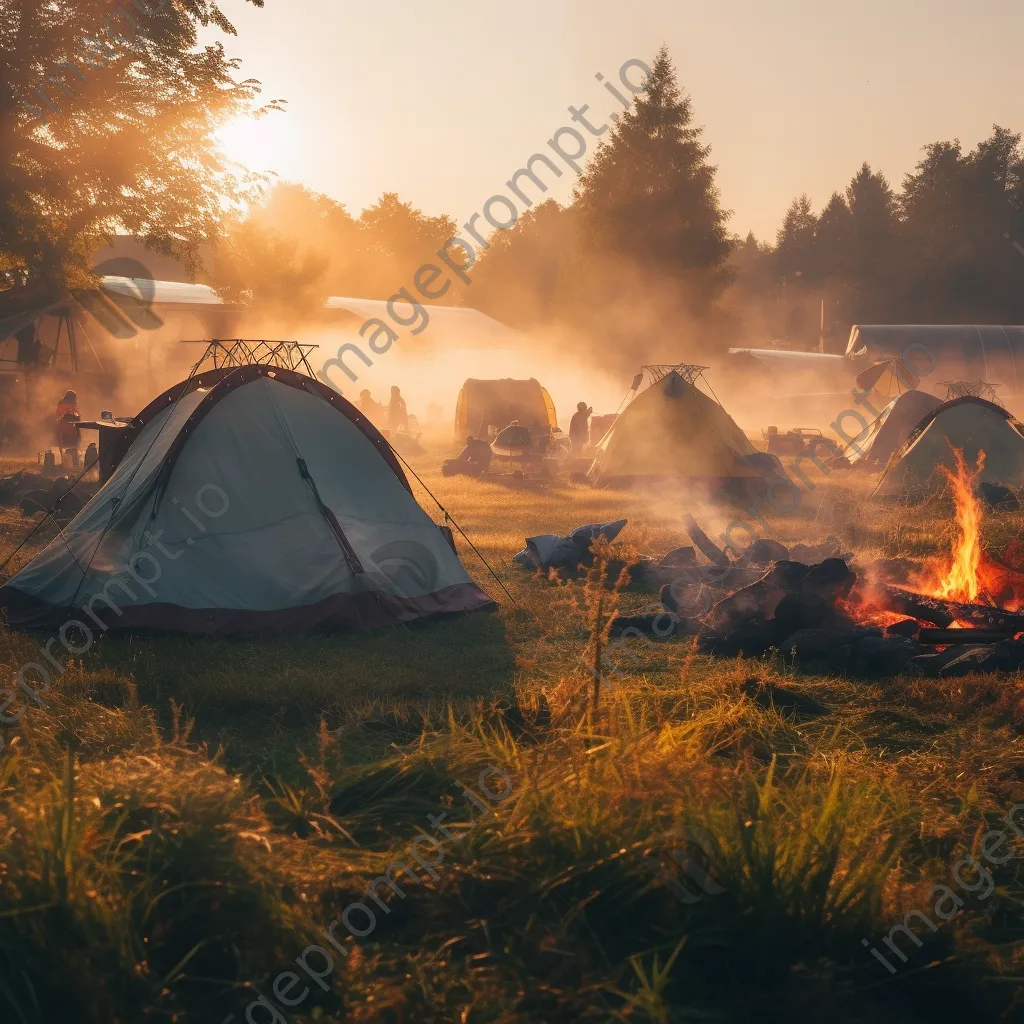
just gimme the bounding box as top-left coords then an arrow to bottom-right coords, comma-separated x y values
442,436 -> 492,476
493,419 -> 533,449
358,389 -> 383,422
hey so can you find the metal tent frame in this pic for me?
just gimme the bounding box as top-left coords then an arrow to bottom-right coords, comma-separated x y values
642,363 -> 710,386
939,380 -> 1002,405
181,338 -> 319,376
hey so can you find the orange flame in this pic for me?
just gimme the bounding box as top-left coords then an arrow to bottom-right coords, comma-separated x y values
845,446 -> 1024,630
933,447 -> 986,605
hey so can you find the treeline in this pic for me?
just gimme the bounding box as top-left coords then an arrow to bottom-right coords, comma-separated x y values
6,16 -> 1024,363
209,189 -> 459,315
734,129 -> 1024,349
211,47 -> 735,367
466,58 -> 1024,355
215,47 -> 1024,365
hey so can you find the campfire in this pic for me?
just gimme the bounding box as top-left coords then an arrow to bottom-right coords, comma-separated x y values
933,448 -> 988,606
850,447 -> 1024,638
668,446 -> 1024,677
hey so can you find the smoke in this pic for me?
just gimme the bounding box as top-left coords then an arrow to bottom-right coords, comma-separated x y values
0,240 -> 835,460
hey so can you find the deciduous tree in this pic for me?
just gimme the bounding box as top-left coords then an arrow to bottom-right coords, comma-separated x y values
0,0 -> 276,315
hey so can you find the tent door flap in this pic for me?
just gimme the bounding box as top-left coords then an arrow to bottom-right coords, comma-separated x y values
296,457 -> 365,574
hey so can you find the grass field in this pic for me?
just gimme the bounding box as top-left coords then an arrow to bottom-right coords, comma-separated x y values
3,443 -> 1024,1023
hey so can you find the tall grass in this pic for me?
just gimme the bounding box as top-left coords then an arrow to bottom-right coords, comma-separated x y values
2,449 -> 1023,1020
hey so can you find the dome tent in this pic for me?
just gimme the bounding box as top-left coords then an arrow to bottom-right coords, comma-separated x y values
454,378 -> 557,438
843,389 -> 942,472
874,396 -> 1024,498
0,366 -> 494,633
588,369 -> 786,497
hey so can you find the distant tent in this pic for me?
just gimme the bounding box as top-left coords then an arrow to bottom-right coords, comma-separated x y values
0,366 -> 494,633
588,370 -> 786,497
875,396 -> 1024,497
454,378 -> 557,438
854,358 -> 920,397
844,390 -> 942,472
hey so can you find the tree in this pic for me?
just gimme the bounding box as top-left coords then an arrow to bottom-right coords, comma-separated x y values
571,46 -> 732,286
472,200 -> 575,327
0,0 -> 276,315
353,193 -> 458,299
208,182 -> 462,313
728,231 -> 775,293
900,127 -> 1024,321
814,192 -> 853,281
775,194 -> 817,282
845,163 -> 898,296
210,214 -> 328,321
243,182 -> 361,299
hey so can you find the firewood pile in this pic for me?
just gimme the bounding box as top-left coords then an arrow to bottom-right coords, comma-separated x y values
609,516 -> 1024,679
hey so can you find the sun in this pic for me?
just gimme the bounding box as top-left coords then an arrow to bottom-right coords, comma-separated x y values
215,110 -> 294,173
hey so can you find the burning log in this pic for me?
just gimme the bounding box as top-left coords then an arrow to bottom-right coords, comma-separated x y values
701,558 -> 859,655
862,584 -> 1024,633
938,599 -> 1024,632
859,584 -> 956,628
918,627 -> 1018,645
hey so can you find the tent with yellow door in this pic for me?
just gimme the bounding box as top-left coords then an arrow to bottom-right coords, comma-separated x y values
588,368 -> 787,498
454,378 -> 558,439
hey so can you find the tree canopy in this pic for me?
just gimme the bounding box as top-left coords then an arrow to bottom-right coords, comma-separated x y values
572,46 -> 731,277
729,131 -> 1024,348
208,183 -> 462,313
0,0 -> 275,315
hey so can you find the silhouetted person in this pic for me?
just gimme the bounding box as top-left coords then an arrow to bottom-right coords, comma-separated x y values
388,386 -> 408,433
15,323 -> 41,365
460,435 -> 492,472
569,401 -> 592,455
358,389 -> 383,421
443,435 -> 493,477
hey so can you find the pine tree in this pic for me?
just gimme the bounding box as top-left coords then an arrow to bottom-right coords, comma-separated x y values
775,194 -> 817,282
572,46 -> 732,277
900,128 -> 1024,320
846,163 -> 898,281
814,192 -> 853,280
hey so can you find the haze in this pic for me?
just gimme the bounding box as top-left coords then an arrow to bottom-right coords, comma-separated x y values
214,0 -> 1024,240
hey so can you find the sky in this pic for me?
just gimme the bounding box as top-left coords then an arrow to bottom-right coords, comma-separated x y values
210,0 -> 1024,242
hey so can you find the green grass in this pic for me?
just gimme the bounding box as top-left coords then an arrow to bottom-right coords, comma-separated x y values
3,443 -> 1024,1022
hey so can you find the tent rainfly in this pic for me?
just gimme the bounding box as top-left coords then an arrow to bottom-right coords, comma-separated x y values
588,370 -> 786,497
874,396 -> 1024,497
843,389 -> 942,472
0,366 -> 494,632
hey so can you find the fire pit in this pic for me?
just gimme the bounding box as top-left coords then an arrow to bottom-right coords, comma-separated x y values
686,447 -> 1024,678
847,449 -> 1024,642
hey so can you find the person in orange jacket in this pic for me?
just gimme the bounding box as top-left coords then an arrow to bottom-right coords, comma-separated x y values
56,390 -> 80,449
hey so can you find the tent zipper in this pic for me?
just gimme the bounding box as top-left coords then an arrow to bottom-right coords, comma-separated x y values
296,457 -> 365,574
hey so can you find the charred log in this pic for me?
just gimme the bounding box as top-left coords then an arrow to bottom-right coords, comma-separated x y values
683,514 -> 730,567
918,627 -> 1018,645
859,584 -> 956,628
